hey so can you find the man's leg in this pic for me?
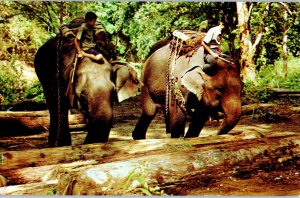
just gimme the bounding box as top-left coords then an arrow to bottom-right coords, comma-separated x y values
203,54 -> 216,74
84,48 -> 104,61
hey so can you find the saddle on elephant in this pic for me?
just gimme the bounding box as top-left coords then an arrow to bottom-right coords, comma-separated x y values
60,17 -> 112,49
170,30 -> 206,58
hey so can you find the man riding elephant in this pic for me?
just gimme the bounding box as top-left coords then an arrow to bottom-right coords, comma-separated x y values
74,12 -> 116,63
201,21 -> 226,73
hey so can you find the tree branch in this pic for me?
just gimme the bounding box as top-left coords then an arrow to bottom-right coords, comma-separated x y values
12,2 -> 54,33
279,2 -> 293,15
246,2 -> 253,22
252,2 -> 270,50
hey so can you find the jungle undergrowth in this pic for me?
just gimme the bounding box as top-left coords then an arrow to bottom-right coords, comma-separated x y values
123,164 -> 168,196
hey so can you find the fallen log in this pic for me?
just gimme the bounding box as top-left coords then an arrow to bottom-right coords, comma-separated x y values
1,131 -> 295,172
0,180 -> 57,195
0,132 -> 299,195
242,103 -> 300,115
0,111 -> 85,136
55,134 -> 300,195
268,88 -> 300,97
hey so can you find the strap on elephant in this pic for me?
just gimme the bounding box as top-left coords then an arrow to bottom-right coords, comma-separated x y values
166,31 -> 189,116
65,54 -> 79,108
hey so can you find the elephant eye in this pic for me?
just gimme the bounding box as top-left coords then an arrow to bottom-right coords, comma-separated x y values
216,87 -> 224,94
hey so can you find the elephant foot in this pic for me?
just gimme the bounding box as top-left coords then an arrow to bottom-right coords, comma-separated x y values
84,132 -> 109,144
132,126 -> 147,140
184,130 -> 200,138
132,134 -> 146,140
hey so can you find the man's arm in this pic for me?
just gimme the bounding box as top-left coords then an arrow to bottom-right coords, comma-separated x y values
74,37 -> 84,58
201,41 -> 219,58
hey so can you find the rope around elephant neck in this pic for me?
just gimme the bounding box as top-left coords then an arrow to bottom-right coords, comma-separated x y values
166,37 -> 176,117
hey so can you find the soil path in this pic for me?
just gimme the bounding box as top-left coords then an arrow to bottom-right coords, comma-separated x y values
0,95 -> 299,195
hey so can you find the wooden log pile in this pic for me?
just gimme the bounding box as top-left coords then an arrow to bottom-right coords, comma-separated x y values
0,131 -> 299,195
0,111 -> 85,136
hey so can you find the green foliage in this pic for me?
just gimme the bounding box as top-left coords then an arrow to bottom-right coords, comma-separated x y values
165,140 -> 193,152
0,14 -> 52,65
47,186 -> 57,195
24,81 -> 45,101
243,57 -> 300,103
0,58 -> 44,104
0,59 -> 26,104
243,80 -> 271,104
255,2 -> 300,69
123,164 -> 168,196
0,2 -> 299,105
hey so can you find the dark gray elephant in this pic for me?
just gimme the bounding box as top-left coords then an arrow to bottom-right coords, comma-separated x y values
132,41 -> 243,140
34,36 -> 139,147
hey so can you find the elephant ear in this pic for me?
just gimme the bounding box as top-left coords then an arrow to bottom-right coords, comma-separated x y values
181,66 -> 206,101
112,62 -> 140,102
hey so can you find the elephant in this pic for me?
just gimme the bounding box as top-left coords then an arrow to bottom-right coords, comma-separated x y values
132,40 -> 243,140
34,36 -> 139,147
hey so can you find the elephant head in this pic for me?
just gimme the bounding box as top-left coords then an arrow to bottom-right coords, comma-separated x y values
183,57 -> 243,137
111,62 -> 140,102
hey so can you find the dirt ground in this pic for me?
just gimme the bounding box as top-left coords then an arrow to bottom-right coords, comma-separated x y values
0,95 -> 300,195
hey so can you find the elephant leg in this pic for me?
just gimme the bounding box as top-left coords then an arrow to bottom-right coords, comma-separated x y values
163,110 -> 171,134
168,105 -> 186,138
217,97 -> 242,135
84,118 -> 112,143
185,102 -> 209,138
132,87 -> 157,140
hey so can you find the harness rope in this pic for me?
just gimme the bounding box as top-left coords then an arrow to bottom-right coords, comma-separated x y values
165,37 -> 175,118
166,35 -> 188,117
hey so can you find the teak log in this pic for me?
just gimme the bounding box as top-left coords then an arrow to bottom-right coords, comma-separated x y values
0,180 -> 57,195
55,134 -> 300,195
0,111 -> 85,136
1,131 -> 296,172
0,132 -> 299,195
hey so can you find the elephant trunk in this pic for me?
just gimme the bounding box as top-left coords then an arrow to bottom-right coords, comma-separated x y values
217,95 -> 242,135
84,100 -> 113,144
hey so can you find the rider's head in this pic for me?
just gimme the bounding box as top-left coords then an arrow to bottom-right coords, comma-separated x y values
85,12 -> 97,28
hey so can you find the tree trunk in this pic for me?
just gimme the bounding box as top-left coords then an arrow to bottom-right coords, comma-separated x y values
282,11 -> 289,77
236,2 -> 270,82
1,132 -> 299,195
236,2 -> 254,81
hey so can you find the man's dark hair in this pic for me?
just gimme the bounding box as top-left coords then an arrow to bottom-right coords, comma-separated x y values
85,12 -> 97,22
